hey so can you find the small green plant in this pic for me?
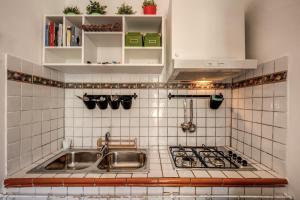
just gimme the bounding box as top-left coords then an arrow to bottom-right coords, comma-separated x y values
63,6 -> 81,15
86,0 -> 107,15
117,3 -> 136,15
143,0 -> 157,8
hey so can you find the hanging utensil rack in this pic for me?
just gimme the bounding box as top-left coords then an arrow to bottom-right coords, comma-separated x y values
168,93 -> 219,99
168,93 -> 224,110
76,93 -> 138,110
76,93 -> 138,101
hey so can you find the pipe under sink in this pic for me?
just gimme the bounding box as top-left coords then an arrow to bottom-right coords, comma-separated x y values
28,149 -> 149,174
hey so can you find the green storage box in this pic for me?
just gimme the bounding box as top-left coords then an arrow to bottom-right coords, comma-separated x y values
125,32 -> 143,47
144,33 -> 161,47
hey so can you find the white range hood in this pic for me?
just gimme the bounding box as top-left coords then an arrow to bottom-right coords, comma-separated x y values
166,0 -> 257,82
169,59 -> 257,81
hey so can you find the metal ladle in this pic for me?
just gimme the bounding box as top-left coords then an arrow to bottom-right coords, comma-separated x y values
181,99 -> 190,132
188,99 -> 196,133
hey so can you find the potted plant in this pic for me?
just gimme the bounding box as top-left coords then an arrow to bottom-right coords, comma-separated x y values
63,6 -> 81,15
86,0 -> 107,15
142,0 -> 157,15
116,3 -> 136,15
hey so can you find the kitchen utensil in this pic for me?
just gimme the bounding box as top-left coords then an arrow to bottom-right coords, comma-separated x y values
97,95 -> 109,110
210,93 -> 224,109
188,99 -> 196,133
80,93 -> 96,109
121,95 -> 133,110
181,99 -> 190,132
109,95 -> 120,110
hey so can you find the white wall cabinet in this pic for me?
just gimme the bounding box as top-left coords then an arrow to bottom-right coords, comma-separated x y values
43,15 -> 165,74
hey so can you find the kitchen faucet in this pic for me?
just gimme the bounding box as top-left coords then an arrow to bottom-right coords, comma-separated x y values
99,132 -> 110,156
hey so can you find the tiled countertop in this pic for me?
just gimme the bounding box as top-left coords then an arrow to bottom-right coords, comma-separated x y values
5,147 -> 288,187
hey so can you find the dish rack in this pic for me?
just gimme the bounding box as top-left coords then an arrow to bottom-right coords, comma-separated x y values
97,138 -> 137,150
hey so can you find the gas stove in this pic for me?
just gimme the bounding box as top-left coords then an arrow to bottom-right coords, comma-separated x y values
169,145 -> 256,171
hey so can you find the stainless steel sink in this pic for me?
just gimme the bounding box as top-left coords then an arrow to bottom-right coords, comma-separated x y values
98,150 -> 147,172
28,149 -> 149,174
45,151 -> 101,171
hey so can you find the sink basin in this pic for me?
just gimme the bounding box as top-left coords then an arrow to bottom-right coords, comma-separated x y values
98,150 -> 147,172
28,149 -> 149,174
45,151 -> 101,171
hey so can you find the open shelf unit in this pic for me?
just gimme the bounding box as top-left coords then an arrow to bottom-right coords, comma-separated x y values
43,15 -> 165,74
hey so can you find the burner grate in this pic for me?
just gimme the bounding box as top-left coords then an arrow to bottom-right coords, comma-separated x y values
169,146 -> 255,170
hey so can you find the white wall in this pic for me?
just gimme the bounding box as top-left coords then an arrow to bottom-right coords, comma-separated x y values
0,0 -> 64,65
0,0 -> 64,190
0,53 -> 6,191
245,0 -> 300,198
65,0 -> 169,16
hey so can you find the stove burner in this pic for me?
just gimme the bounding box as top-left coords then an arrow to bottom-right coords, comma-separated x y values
212,157 -> 225,168
202,151 -> 211,157
182,156 -> 195,162
175,156 -> 197,167
169,145 -> 255,170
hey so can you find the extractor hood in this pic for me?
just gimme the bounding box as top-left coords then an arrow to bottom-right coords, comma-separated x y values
168,59 -> 257,82
166,0 -> 257,82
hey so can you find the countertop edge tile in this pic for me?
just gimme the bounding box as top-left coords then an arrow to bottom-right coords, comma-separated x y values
4,177 -> 288,188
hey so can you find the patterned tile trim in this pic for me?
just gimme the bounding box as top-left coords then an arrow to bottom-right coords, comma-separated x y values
65,82 -> 232,90
7,70 -> 287,90
7,70 -> 32,83
232,71 -> 287,89
7,70 -> 64,88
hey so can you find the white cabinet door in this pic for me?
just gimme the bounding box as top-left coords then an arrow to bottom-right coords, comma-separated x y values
170,0 -> 245,61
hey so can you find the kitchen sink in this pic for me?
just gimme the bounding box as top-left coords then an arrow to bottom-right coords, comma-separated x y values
28,149 -> 149,174
45,151 -> 101,171
98,150 -> 147,172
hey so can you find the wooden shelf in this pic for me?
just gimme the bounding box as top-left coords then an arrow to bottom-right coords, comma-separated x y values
43,15 -> 165,74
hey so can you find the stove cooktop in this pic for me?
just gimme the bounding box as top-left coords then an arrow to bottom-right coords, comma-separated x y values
169,145 -> 256,171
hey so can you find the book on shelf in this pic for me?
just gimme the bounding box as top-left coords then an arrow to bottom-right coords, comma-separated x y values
66,26 -> 81,47
67,26 -> 72,46
45,20 -> 63,47
57,24 -> 63,47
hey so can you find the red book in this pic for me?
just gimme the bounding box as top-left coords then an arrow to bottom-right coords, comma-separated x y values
49,21 -> 55,46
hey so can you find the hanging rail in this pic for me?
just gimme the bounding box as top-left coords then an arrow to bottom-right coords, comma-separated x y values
168,93 -> 217,100
76,93 -> 138,101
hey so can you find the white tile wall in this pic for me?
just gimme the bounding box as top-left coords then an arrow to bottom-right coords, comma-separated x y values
64,74 -> 232,149
231,57 -> 288,176
6,55 -> 65,175
3,186 -> 289,199
5,55 -> 288,180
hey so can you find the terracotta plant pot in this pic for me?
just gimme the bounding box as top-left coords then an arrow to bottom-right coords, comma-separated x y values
143,5 -> 157,15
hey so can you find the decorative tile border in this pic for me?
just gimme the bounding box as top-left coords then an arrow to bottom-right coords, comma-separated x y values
65,82 -> 232,90
7,70 -> 32,83
7,70 -> 287,90
7,70 -> 64,88
232,71 -> 287,89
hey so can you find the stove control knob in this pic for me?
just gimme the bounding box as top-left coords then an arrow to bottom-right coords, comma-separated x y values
228,151 -> 233,156
237,157 -> 242,163
242,160 -> 248,166
232,153 -> 237,160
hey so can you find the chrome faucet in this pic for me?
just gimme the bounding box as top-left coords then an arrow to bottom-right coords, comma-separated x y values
99,132 -> 110,156
105,132 -> 110,145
